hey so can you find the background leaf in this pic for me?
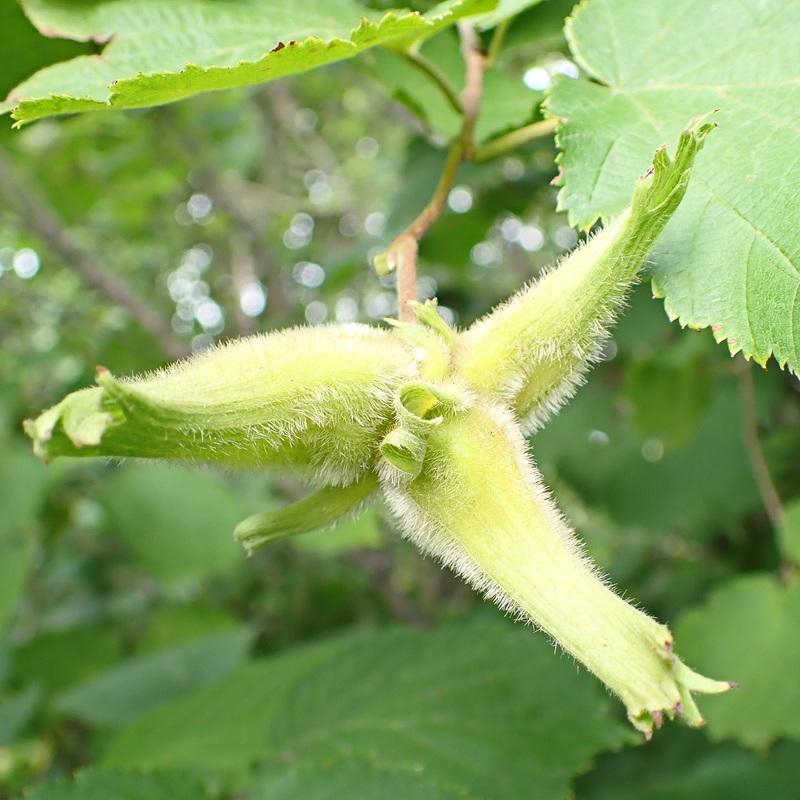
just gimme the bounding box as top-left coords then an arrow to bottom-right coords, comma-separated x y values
11,626 -> 122,697
576,727 -> 800,800
5,0 -> 494,123
54,627 -> 252,727
546,0 -> 800,372
366,29 -> 541,144
104,620 -> 628,799
24,769 -> 212,800
101,464 -> 250,586
0,447 -> 47,630
474,0 -> 547,30
675,573 -> 800,750
0,687 -> 40,747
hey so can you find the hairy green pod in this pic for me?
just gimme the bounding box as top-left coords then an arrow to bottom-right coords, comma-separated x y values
24,117 -> 731,736
380,396 -> 731,733
26,324 -> 417,485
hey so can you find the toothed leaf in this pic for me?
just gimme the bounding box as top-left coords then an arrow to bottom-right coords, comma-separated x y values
5,0 -> 495,123
104,622 -> 627,799
455,116 -> 713,430
547,0 -> 800,372
675,573 -> 800,749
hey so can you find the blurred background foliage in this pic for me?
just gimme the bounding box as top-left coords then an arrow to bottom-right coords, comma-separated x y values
1,0 -> 799,798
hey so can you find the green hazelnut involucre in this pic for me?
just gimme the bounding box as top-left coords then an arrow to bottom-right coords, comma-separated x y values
25,114 -> 732,736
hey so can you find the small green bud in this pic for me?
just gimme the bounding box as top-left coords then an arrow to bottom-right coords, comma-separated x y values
379,380 -> 467,478
371,249 -> 394,276
235,473 -> 379,553
386,299 -> 454,382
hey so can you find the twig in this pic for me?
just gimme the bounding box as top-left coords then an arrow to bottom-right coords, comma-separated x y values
471,117 -> 558,163
457,22 -> 485,159
736,358 -> 784,528
0,145 -> 189,361
384,24 -> 486,322
400,48 -> 464,116
486,18 -> 512,67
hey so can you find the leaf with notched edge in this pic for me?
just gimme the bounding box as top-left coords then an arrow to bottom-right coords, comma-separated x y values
3,0 -> 494,123
547,0 -> 800,372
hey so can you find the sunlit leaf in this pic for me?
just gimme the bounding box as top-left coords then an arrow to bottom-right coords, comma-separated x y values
0,0 -> 89,102
5,0 -> 494,124
547,0 -> 800,371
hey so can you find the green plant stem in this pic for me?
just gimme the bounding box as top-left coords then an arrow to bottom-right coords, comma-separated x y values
400,49 -> 464,116
736,358 -> 784,529
486,18 -> 512,66
471,118 -> 558,162
387,25 -> 485,322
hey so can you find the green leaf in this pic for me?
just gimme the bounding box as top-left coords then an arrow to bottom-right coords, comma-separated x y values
12,626 -> 122,696
473,0 -> 547,31
0,447 -> 48,630
138,605 -> 241,652
777,498 -> 800,567
105,621 -> 627,799
54,628 -> 252,727
104,635 -> 350,771
24,769 -> 212,800
622,336 -> 713,449
0,686 -> 40,746
101,464 -> 247,586
532,361 -> 760,534
367,29 -> 540,143
6,0 -> 494,124
675,573 -> 800,749
547,0 -> 800,372
0,0 -> 90,103
577,727 -> 800,800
